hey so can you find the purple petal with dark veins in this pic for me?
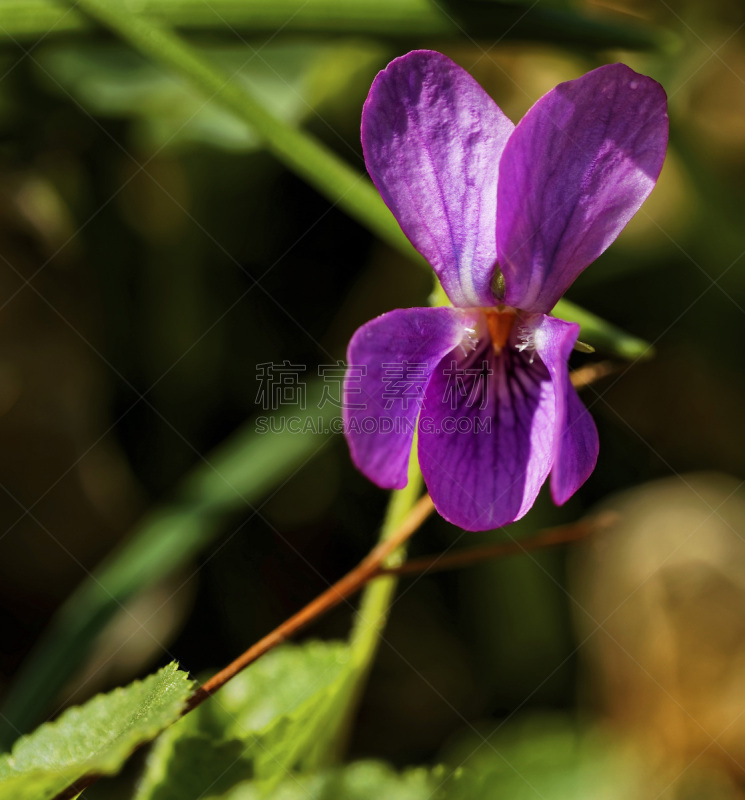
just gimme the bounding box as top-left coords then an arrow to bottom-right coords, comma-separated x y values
344,306 -> 475,490
497,63 -> 668,313
533,315 -> 599,504
362,50 -> 514,308
418,342 -> 555,531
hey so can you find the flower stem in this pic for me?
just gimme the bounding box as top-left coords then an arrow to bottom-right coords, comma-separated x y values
312,460 -> 423,763
350,464 -> 423,662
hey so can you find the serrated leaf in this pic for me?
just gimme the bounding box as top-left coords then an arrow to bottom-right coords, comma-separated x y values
135,642 -> 354,800
214,760 -> 439,800
135,733 -> 256,800
0,663 -> 193,800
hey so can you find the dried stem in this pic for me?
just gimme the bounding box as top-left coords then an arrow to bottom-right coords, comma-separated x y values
570,359 -> 618,389
377,511 -> 618,578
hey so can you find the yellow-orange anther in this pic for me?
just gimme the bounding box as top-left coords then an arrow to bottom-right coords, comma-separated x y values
484,308 -> 516,354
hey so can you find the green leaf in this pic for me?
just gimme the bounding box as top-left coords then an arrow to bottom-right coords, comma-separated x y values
135,733 -> 256,800
441,714 -> 739,798
0,663 -> 193,800
440,713 -> 643,800
213,761 -> 439,800
0,382 -> 337,749
135,641 -> 356,799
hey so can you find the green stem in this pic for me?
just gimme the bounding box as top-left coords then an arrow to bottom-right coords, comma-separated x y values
316,457 -> 423,764
350,460 -> 423,662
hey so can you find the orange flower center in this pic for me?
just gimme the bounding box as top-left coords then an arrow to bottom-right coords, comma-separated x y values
484,307 -> 517,354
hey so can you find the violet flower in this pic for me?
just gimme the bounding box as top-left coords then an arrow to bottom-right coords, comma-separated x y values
344,51 -> 668,531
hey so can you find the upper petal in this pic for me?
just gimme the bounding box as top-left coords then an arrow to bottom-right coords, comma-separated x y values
362,50 -> 514,308
418,342 -> 555,531
343,306 -> 475,490
533,315 -> 599,504
497,63 -> 669,313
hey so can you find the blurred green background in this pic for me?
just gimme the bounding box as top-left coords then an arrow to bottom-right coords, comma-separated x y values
1,0 -> 745,796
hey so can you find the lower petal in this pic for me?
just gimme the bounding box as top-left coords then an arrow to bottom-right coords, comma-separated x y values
418,345 -> 555,531
533,315 -> 599,504
344,306 -> 474,489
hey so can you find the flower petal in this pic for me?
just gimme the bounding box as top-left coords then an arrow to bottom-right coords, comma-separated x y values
344,306 -> 474,489
418,343 -> 555,531
533,315 -> 599,504
497,63 -> 668,313
362,50 -> 514,308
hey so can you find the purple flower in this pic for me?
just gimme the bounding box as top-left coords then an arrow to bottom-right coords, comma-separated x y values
343,51 -> 668,531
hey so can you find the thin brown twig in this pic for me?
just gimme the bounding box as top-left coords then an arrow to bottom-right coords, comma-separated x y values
376,511 -> 618,578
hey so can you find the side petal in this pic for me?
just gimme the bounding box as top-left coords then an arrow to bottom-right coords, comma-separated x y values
418,345 -> 555,531
497,63 -> 668,313
362,50 -> 514,308
344,306 -> 474,490
533,315 -> 599,504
